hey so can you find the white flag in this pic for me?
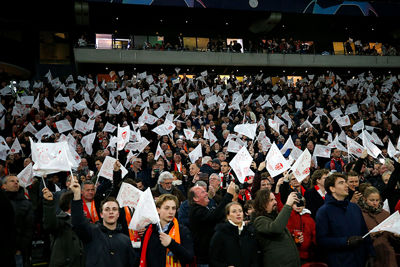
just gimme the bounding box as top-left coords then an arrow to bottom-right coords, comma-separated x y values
189,144 -> 202,163
74,119 -> 88,134
98,156 -> 128,180
10,138 -> 22,154
268,119 -> 280,134
208,128 -> 217,147
30,139 -> 77,175
0,116 -> 4,130
352,120 -> 364,132
117,125 -> 130,151
116,182 -> 143,209
280,137 -> 295,154
362,131 -> 381,158
290,149 -> 311,183
183,128 -> 195,141
347,137 -> 364,158
155,142 -> 165,160
103,122 -> 117,133
35,125 -> 54,140
336,115 -> 351,127
81,132 -> 96,155
312,116 -> 320,125
313,144 -> 331,158
363,211 -> 400,238
265,143 -> 291,178
229,146 -> 254,183
388,139 -> 398,159
234,123 -> 257,140
129,188 -> 160,231
56,119 -> 72,133
17,163 -> 34,188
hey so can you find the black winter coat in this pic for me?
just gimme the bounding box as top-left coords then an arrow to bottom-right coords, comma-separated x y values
140,222 -> 194,267
43,198 -> 85,267
5,188 -> 33,258
209,222 -> 260,267
71,199 -> 137,267
189,192 -> 233,264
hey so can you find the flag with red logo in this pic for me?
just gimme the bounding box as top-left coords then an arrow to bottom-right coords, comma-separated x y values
117,125 -> 130,151
313,144 -> 331,158
155,142 -> 165,160
229,146 -> 253,183
265,143 -> 291,178
346,136 -> 364,158
290,149 -> 311,183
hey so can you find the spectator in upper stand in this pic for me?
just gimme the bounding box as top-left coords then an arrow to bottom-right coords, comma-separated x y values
347,171 -> 362,204
151,171 -> 186,203
188,181 -> 235,267
304,169 -> 329,219
200,156 -> 214,175
325,148 -> 345,173
316,173 -> 374,267
2,175 -> 34,267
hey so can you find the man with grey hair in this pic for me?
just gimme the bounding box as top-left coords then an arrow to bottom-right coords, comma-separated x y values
208,173 -> 225,204
200,156 -> 214,175
151,171 -> 185,203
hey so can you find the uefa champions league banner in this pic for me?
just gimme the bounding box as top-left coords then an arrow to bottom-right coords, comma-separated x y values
87,0 -> 400,17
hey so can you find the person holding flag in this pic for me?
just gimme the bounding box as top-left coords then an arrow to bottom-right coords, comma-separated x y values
360,186 -> 399,267
70,176 -> 137,267
139,194 -> 194,267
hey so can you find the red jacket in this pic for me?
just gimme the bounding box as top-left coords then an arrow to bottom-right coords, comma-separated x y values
286,209 -> 316,260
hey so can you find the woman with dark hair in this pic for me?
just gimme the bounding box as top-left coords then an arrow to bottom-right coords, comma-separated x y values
304,169 -> 330,218
359,186 -> 398,267
209,201 -> 260,267
251,189 -> 301,267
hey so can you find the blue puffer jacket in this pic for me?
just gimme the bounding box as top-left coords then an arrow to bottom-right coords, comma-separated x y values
316,194 -> 374,267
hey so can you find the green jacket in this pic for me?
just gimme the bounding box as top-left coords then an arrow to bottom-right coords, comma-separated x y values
252,205 -> 301,267
43,199 -> 85,267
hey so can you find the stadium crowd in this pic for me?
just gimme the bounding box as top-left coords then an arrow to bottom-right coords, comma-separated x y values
1,68 -> 400,267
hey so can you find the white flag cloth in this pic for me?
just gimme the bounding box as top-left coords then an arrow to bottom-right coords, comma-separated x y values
30,139 -> 78,175
155,142 -> 165,160
103,122 -> 117,133
234,123 -> 257,140
268,119 -> 280,134
227,140 -> 242,153
290,146 -> 303,161
129,188 -> 160,231
347,137 -> 364,158
152,120 -> 175,136
328,135 -> 347,152
94,94 -> 106,106
312,116 -> 320,125
265,143 -> 291,178
208,128 -> 218,147
32,94 -> 40,110
189,144 -> 202,163
336,115 -> 351,127
154,106 -> 166,118
74,119 -> 88,134
117,125 -> 130,151
313,144 -> 331,158
388,139 -> 398,159
98,156 -> 128,180
116,182 -> 143,209
10,138 -> 22,154
184,128 -> 196,141
81,132 -> 96,155
290,149 -> 312,183
24,123 -> 38,134
44,98 -> 52,109
330,108 -> 343,118
229,146 -> 254,183
280,137 -> 295,154
362,131 -> 381,158
352,120 -> 364,132
0,115 -> 5,130
56,119 -> 72,133
17,163 -> 34,188
363,211 -> 400,238
35,125 -> 54,140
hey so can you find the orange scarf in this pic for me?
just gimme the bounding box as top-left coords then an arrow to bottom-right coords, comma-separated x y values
140,218 -> 182,267
124,207 -> 141,247
82,199 -> 99,223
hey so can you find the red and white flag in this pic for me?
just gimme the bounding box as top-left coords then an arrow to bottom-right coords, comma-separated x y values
56,119 -> 72,133
117,125 -> 130,151
229,146 -> 254,183
129,188 -> 160,231
364,211 -> 400,238
313,144 -> 331,158
189,144 -> 202,163
17,163 -> 34,188
265,143 -> 291,178
346,137 -> 364,158
116,182 -> 143,209
290,149 -> 311,183
155,142 -> 165,161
